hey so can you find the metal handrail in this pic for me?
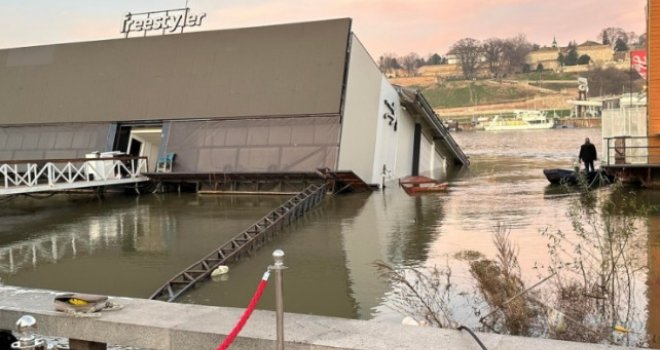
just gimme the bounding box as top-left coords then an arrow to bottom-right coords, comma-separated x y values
603,136 -> 660,165
0,157 -> 149,191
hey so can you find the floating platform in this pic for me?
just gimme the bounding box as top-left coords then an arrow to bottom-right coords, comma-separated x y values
398,175 -> 449,195
601,164 -> 660,188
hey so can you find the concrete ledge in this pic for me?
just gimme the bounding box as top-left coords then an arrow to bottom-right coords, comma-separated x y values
0,286 -> 642,350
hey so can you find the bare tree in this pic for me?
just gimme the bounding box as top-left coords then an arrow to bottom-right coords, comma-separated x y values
585,66 -> 644,96
401,52 -> 422,75
500,35 -> 533,75
378,53 -> 401,72
451,38 -> 482,80
482,38 -> 505,78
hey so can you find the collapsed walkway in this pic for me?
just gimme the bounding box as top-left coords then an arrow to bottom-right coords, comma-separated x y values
0,156 -> 149,196
150,183 -> 328,302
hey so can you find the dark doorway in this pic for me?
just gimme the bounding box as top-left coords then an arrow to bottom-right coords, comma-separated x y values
128,139 -> 143,157
114,125 -> 132,153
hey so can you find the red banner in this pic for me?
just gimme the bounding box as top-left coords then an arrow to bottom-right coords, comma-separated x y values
631,50 -> 647,79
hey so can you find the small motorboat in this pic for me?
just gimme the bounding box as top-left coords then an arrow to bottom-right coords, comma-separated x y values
543,168 -> 578,185
543,168 -> 614,186
399,175 -> 449,195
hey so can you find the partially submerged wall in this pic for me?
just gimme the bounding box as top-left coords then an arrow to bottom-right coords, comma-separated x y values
337,35 -> 382,183
165,117 -> 340,173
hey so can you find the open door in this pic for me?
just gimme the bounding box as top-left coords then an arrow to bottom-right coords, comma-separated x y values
115,124 -> 163,171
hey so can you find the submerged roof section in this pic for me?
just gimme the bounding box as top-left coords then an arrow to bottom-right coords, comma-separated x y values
0,18 -> 352,125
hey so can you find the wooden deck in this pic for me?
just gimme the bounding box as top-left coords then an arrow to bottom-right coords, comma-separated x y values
601,164 -> 660,188
145,169 -> 374,194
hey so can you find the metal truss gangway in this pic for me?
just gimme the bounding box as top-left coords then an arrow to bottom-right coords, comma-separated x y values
0,156 -> 149,196
150,183 -> 327,302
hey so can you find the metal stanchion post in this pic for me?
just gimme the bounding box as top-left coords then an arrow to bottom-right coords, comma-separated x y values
270,249 -> 287,350
11,315 -> 46,350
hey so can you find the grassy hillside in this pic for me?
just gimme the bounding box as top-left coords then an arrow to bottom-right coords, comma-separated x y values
420,81 -> 548,109
514,71 -> 579,81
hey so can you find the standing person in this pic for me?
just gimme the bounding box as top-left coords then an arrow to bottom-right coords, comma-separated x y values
578,137 -> 598,173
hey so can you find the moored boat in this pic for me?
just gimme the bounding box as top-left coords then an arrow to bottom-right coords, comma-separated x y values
485,110 -> 555,131
543,168 -> 577,184
399,176 -> 449,195
543,168 -> 614,186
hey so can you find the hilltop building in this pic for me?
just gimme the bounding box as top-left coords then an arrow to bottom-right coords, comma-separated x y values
525,40 -> 615,71
0,18 -> 467,189
577,40 -> 614,63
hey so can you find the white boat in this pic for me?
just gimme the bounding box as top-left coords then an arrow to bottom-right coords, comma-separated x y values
484,110 -> 555,131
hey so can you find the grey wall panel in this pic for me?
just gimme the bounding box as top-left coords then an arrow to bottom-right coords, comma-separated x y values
0,19 -> 351,125
0,124 -> 110,161
167,116 -> 340,173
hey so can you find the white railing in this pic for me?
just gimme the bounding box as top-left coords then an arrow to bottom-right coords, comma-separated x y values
0,156 -> 149,195
603,136 -> 660,166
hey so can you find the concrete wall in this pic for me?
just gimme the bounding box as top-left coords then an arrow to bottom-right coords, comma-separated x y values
337,36 -> 382,183
526,48 -> 559,65
0,286 -> 645,350
0,19 -> 350,125
578,45 -> 613,64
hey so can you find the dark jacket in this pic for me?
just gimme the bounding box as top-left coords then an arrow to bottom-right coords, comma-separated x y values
579,143 -> 597,162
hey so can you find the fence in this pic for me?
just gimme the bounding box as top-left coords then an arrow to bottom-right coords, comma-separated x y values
0,156 -> 149,195
603,136 -> 660,165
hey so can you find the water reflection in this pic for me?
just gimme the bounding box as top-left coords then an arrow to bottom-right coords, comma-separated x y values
0,128 -> 658,347
0,194 -> 285,297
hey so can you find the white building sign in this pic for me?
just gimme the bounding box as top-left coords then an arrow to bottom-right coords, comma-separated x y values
121,8 -> 207,37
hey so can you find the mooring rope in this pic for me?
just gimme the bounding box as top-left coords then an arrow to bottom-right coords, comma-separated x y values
217,270 -> 271,350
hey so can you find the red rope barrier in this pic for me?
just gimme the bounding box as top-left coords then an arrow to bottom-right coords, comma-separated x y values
217,271 -> 271,350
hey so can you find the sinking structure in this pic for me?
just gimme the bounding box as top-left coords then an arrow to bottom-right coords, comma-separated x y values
0,18 -> 467,191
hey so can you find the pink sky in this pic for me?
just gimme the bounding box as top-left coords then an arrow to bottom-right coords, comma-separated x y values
1,0 -> 647,58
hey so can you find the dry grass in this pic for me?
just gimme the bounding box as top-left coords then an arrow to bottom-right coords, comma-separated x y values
470,224 -> 538,336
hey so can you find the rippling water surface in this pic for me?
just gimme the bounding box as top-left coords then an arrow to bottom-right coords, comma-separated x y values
1,128 -> 659,346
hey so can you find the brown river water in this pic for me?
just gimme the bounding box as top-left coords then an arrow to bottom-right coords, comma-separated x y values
1,128 -> 658,347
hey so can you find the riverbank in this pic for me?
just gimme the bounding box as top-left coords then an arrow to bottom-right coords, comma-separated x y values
2,128 -> 657,348
0,285 -> 646,350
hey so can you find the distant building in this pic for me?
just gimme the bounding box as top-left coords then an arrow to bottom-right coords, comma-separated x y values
526,40 -> 614,71
525,47 -> 562,71
576,40 -> 612,64
0,18 -> 467,187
